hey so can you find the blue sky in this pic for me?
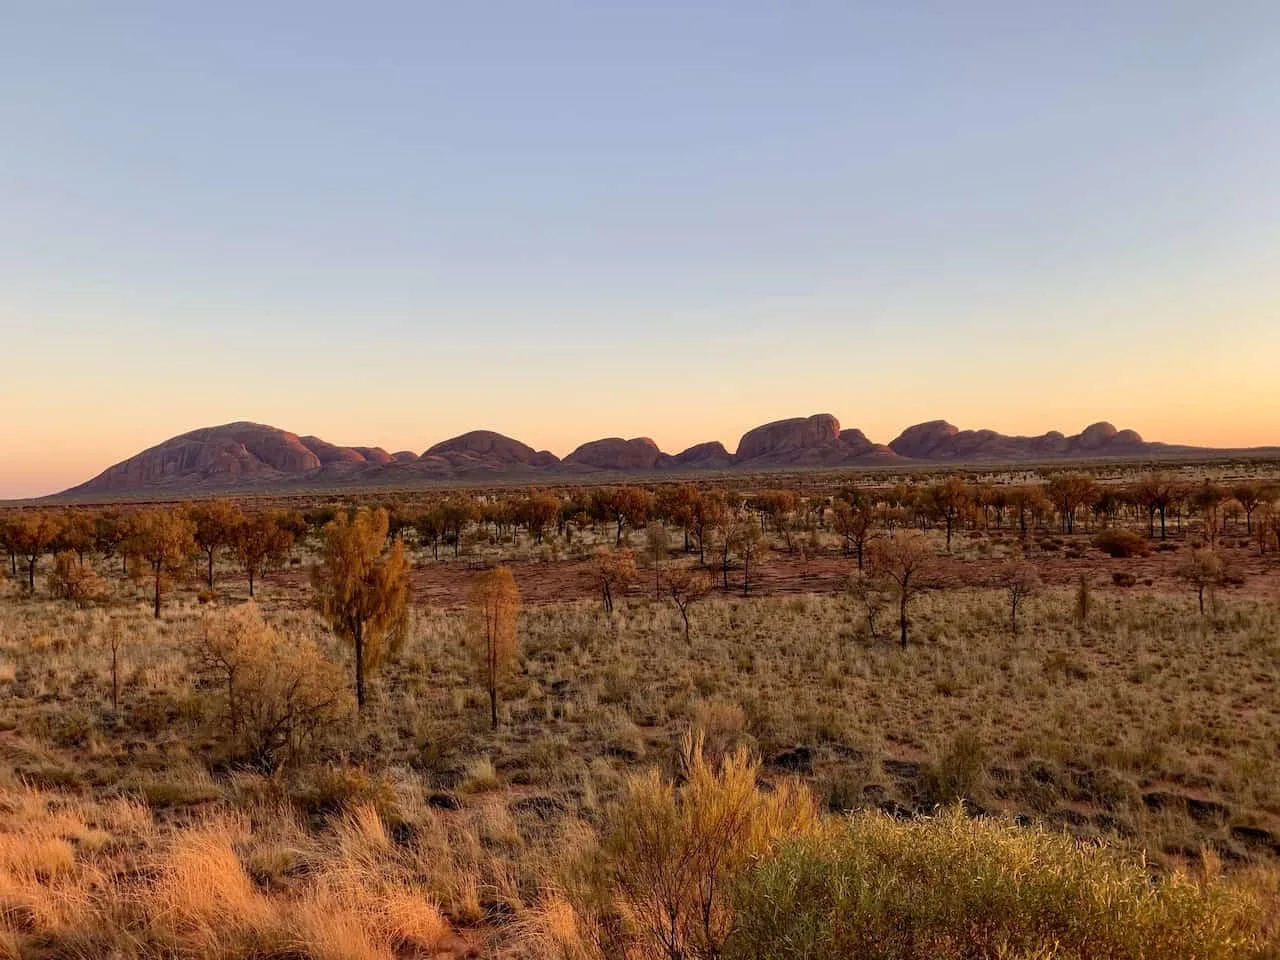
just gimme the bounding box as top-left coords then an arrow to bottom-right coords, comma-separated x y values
2,2 -> 1278,496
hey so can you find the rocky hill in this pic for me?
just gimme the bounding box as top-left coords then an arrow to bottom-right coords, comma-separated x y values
55,414 -> 1267,498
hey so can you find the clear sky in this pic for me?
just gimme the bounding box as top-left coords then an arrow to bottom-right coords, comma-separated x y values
2,2 -> 1278,498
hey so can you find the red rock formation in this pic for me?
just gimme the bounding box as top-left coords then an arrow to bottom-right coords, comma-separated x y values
425,430 -> 560,467
562,437 -> 668,471
68,423 -> 322,493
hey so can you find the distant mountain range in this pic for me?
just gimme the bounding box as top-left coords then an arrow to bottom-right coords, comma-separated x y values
53,414 -> 1279,498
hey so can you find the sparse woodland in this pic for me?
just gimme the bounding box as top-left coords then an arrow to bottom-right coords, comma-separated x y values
2,464 -> 1280,958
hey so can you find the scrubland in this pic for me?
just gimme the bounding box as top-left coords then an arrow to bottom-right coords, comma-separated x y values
2,471 -> 1280,958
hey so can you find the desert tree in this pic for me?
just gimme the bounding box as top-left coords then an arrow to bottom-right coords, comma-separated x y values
688,491 -> 725,566
468,565 -> 521,729
867,531 -> 934,647
1133,474 -> 1178,540
107,620 -> 124,712
126,507 -> 196,618
996,559 -> 1041,634
1008,485 -> 1050,539
592,546 -> 636,614
95,511 -> 129,577
656,484 -> 699,553
643,521 -> 670,599
440,495 -> 480,557
847,571 -> 892,640
190,500 -> 244,591
831,496 -> 877,569
11,511 -> 61,590
1046,474 -> 1097,534
0,517 -> 18,579
312,507 -> 410,710
55,509 -> 96,566
735,519 -> 766,596
234,510 -> 295,598
414,502 -> 447,560
602,486 -> 654,546
1177,547 -> 1225,616
520,491 -> 560,545
1231,482 -> 1265,535
666,565 -> 714,641
928,477 -> 970,551
1191,482 -> 1226,546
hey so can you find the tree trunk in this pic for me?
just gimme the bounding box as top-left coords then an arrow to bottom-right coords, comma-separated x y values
248,567 -> 255,598
153,567 -> 161,618
27,558 -> 35,590
111,645 -> 119,712
354,623 -> 365,709
490,686 -> 498,729
899,596 -> 909,647
207,550 -> 215,590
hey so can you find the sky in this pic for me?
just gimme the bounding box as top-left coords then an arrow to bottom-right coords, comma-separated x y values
2,2 -> 1278,498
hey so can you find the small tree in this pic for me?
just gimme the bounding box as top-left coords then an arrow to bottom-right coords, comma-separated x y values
190,500 -> 243,591
735,520 -> 766,596
1177,547 -> 1225,616
126,507 -> 196,618
643,521 -> 670,599
468,566 -> 521,729
1231,482 -> 1264,535
593,546 -> 636,614
848,572 -> 891,640
312,507 -> 410,710
831,498 -> 876,570
867,532 -> 934,647
666,565 -> 714,641
928,477 -> 970,551
11,511 -> 61,591
996,559 -> 1041,634
234,511 -> 294,598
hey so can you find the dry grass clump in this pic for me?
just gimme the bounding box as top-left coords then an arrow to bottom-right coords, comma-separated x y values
729,809 -> 1279,960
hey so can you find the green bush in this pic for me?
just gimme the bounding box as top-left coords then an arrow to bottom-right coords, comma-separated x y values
727,809 -> 1274,960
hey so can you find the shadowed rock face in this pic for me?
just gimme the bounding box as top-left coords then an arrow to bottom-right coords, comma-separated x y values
672,441 -> 733,468
562,437 -> 668,471
426,430 -> 560,467
300,436 -> 369,465
889,420 -> 1147,460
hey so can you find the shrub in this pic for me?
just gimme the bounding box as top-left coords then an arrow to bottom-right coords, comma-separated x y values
196,604 -> 354,770
1093,528 -> 1151,558
728,810 -> 1275,960
46,551 -> 106,605
604,733 -> 816,960
1112,571 -> 1138,587
923,729 -> 987,805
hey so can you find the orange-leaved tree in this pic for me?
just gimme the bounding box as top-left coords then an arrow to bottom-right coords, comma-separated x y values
190,500 -> 244,591
468,565 -> 521,729
312,507 -> 410,710
126,507 -> 197,618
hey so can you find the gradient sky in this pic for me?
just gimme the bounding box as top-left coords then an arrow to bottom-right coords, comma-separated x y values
2,2 -> 1278,498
